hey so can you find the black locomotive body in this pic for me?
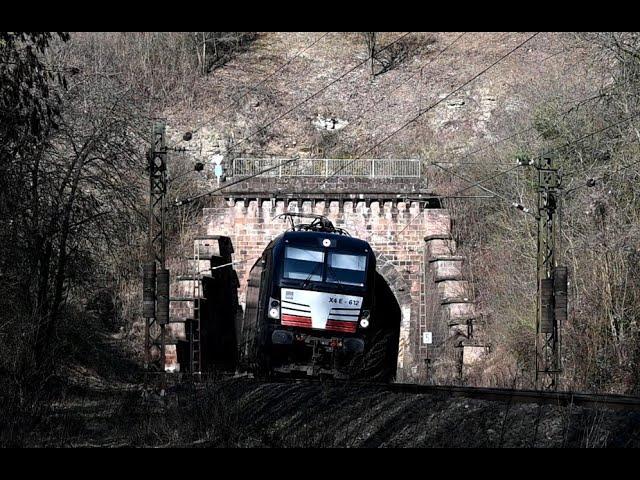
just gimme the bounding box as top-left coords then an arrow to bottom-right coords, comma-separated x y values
237,216 -> 380,378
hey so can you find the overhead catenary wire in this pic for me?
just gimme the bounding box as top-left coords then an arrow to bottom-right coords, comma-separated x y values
321,32 -> 541,185
530,109 -> 640,195
431,87 -> 626,167
548,110 -> 640,160
177,32 -> 535,207
394,164 -> 529,239
438,163 -> 526,200
177,31 -> 630,213
429,90 -> 640,206
332,32 -> 538,238
187,32 -> 462,161
221,32 -> 414,158
227,32 -> 330,102
226,32 -> 464,165
169,31 -> 640,256
563,153 -> 640,196
435,163 -> 535,215
325,30 -> 543,239
428,109 -> 640,223
176,32 -> 525,209
440,113 -> 640,207
397,104 -> 640,238
427,75 -> 637,172
180,32 -> 469,155
174,33 -> 526,212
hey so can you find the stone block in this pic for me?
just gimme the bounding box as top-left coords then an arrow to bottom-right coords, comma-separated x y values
425,238 -> 457,258
445,302 -> 476,323
431,258 -> 464,281
449,323 -> 469,339
437,280 -> 471,303
423,209 -> 451,237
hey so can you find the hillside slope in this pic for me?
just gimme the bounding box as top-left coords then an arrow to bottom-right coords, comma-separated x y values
164,32 -> 596,168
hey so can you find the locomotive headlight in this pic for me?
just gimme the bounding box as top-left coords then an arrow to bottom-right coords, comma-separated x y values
360,310 -> 370,328
268,299 -> 280,320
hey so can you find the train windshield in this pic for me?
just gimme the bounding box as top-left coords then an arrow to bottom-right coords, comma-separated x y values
326,252 -> 367,287
282,245 -> 368,288
283,246 -> 325,281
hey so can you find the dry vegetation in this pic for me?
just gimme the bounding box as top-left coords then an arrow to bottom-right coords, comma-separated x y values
14,377 -> 640,448
447,33 -> 640,394
2,31 -> 640,446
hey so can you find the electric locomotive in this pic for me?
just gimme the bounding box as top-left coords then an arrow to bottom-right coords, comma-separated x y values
237,214 -> 379,378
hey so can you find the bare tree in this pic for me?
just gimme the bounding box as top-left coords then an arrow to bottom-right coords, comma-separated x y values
363,32 -> 377,77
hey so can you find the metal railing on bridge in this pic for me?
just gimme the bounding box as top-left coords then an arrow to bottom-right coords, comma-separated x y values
231,158 -> 421,178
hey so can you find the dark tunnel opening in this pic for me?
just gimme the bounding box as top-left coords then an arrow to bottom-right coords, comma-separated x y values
198,257 -> 241,372
365,271 -> 402,382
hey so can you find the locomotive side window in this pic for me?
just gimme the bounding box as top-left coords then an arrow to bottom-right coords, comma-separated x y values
283,246 -> 325,281
326,252 -> 367,287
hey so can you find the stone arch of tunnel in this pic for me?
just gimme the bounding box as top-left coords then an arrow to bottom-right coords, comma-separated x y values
166,196 -> 484,383
374,253 -> 412,381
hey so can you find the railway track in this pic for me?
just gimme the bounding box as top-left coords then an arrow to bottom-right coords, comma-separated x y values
264,378 -> 640,412
384,383 -> 640,412
154,371 -> 640,412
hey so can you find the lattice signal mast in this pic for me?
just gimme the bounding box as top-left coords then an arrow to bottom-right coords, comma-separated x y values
143,120 -> 169,373
535,154 -> 566,391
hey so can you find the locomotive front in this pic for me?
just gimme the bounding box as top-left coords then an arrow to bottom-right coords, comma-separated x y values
264,229 -> 376,376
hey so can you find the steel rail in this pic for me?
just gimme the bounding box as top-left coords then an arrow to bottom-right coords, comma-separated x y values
383,383 -> 640,412
258,376 -> 640,412
150,371 -> 640,412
